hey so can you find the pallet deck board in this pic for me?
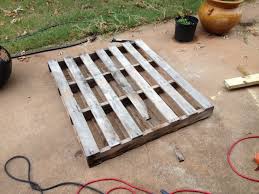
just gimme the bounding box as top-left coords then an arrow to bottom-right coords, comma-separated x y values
135,40 -> 213,109
96,49 -> 150,120
64,57 -> 120,147
109,46 -> 179,122
80,54 -> 143,139
48,60 -> 99,156
123,42 -> 197,116
48,40 -> 213,167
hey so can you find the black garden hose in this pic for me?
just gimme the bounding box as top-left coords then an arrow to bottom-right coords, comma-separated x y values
4,155 -> 104,194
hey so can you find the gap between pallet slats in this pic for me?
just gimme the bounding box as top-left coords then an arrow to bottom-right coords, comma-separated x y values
48,60 -> 99,156
135,40 -> 213,110
123,42 -> 197,116
82,80 -> 176,120
87,107 -> 213,167
80,54 -> 143,139
64,57 -> 121,147
96,49 -> 150,120
68,59 -> 154,92
109,46 -> 179,122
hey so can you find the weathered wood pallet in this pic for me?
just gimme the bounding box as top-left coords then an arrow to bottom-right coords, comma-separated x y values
48,40 -> 214,167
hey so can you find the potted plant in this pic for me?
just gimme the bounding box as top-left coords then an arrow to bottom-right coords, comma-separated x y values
198,0 -> 244,35
174,8 -> 199,42
175,16 -> 199,42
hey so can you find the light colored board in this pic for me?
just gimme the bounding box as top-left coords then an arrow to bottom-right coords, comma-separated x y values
135,40 -> 213,109
224,73 -> 259,90
80,54 -> 143,139
96,49 -> 150,120
64,57 -> 120,147
48,60 -> 99,156
109,46 -> 179,122
123,42 -> 197,116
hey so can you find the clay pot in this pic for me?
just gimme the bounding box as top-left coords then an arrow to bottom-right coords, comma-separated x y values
198,0 -> 243,35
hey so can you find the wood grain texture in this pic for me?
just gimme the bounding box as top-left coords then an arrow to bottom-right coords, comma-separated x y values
135,40 -> 213,109
123,42 -> 197,116
68,59 -> 153,92
82,80 -> 176,120
49,40 -> 214,167
87,107 -> 213,167
48,60 -> 99,156
80,54 -> 143,139
64,57 -> 120,147
109,46 -> 179,122
96,49 -> 150,120
224,73 -> 259,90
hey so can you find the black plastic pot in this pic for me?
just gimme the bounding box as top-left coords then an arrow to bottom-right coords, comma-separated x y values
175,16 -> 198,42
0,46 -> 12,88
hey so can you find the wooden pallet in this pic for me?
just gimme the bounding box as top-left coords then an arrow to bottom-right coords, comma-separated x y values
48,40 -> 214,167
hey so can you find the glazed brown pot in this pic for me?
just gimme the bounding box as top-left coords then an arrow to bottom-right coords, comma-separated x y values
198,0 -> 243,35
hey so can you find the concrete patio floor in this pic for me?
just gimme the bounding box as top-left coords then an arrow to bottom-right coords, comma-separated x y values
1,1 -> 259,194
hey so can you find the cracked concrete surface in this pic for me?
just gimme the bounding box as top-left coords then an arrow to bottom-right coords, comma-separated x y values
1,1 -> 259,194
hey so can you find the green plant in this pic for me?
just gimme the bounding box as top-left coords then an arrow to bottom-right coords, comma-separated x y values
0,0 -> 203,54
177,18 -> 192,25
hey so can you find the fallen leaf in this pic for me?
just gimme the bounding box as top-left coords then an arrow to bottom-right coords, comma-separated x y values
0,21 -> 4,26
21,30 -> 27,36
4,10 -> 16,17
18,55 -> 30,62
3,6 -> 24,17
54,8 -> 58,15
14,6 -> 24,13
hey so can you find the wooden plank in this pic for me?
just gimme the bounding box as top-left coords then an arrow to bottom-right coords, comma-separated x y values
64,57 -> 120,147
58,44 -> 135,69
48,60 -> 99,156
87,107 -> 213,167
68,59 -> 154,92
123,42 -> 197,116
135,40 -> 213,109
109,46 -> 179,122
96,49 -> 150,120
80,54 -> 143,139
82,80 -> 176,120
224,73 -> 259,90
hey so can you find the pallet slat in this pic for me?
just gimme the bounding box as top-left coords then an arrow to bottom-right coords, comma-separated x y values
64,57 -> 121,147
123,42 -> 197,116
48,60 -> 99,156
135,40 -> 213,109
96,49 -> 150,120
109,46 -> 179,122
80,54 -> 143,139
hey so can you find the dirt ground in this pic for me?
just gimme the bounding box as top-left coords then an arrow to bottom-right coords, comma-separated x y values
1,1 -> 259,194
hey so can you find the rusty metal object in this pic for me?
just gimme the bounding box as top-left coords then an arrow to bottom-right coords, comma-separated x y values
198,0 -> 243,35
